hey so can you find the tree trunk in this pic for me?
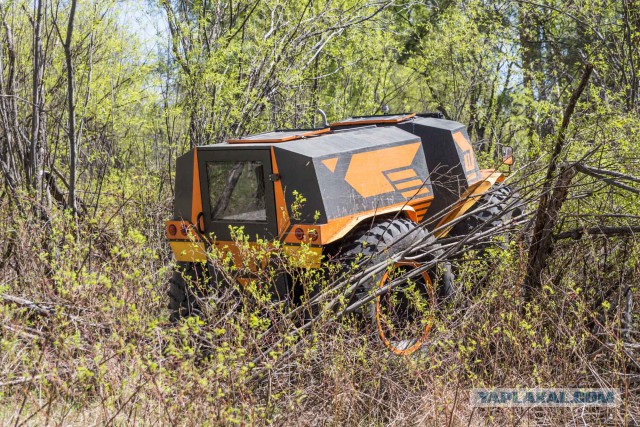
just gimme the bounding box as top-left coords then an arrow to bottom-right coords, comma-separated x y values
524,64 -> 593,298
0,15 -> 22,191
524,165 -> 576,299
64,0 -> 78,214
30,0 -> 44,197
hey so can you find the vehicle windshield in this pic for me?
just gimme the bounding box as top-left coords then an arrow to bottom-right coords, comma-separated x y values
206,161 -> 266,222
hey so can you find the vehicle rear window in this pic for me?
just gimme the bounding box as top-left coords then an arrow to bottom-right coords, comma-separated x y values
206,161 -> 266,222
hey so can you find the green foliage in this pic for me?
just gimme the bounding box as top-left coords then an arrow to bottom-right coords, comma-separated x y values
3,203 -> 636,424
1,0 -> 640,423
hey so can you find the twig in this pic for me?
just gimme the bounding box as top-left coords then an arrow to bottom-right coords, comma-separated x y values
574,163 -> 640,185
0,375 -> 48,388
0,294 -> 53,316
555,226 -> 640,240
573,163 -> 640,194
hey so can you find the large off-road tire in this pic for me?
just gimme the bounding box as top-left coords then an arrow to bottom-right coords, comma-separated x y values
168,262 -> 211,322
449,184 -> 524,242
335,217 -> 453,355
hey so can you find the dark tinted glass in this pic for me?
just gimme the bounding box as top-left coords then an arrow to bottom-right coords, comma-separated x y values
206,161 -> 266,221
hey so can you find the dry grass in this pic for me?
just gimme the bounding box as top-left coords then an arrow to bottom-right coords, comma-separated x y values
0,193 -> 638,426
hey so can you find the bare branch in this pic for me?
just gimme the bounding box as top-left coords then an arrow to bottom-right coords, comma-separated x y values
555,226 -> 640,240
573,162 -> 640,194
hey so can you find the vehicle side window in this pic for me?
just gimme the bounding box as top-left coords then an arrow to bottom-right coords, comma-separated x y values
206,161 -> 266,222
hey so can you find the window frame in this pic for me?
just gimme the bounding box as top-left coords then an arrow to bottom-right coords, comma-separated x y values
198,147 -> 277,241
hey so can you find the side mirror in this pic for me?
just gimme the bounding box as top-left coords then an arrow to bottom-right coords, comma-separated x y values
502,146 -> 514,166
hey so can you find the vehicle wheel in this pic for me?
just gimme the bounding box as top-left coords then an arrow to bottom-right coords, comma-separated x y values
167,261 -> 212,322
336,217 -> 453,355
375,260 -> 437,355
449,184 -> 525,245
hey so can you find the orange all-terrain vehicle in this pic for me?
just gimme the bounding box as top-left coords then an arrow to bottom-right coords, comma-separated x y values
165,112 -> 521,355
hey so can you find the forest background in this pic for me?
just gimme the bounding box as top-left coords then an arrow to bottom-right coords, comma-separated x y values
0,0 -> 639,424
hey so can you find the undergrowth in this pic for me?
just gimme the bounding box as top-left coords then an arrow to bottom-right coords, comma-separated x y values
0,194 -> 638,426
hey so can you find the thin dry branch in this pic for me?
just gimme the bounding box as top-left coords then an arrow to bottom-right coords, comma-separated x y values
574,162 -> 640,194
0,293 -> 53,316
555,226 -> 640,240
574,163 -> 640,184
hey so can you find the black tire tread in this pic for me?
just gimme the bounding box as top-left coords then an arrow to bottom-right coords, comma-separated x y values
335,217 -> 451,317
449,184 -> 524,237
341,217 -> 432,259
167,262 -> 206,322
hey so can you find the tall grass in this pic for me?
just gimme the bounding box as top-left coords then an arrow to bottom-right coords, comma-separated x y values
0,193 -> 638,425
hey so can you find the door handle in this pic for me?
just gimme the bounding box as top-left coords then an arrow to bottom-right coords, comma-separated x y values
196,211 -> 205,234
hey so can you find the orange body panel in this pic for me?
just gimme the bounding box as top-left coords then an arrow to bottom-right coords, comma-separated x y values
434,169 -> 505,238
321,157 -> 338,173
401,187 -> 430,199
191,149 -> 203,228
165,220 -> 201,241
271,147 -> 291,238
344,142 -> 423,198
166,219 -> 206,262
281,199 -> 431,246
410,198 -> 431,222
213,241 -> 322,270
